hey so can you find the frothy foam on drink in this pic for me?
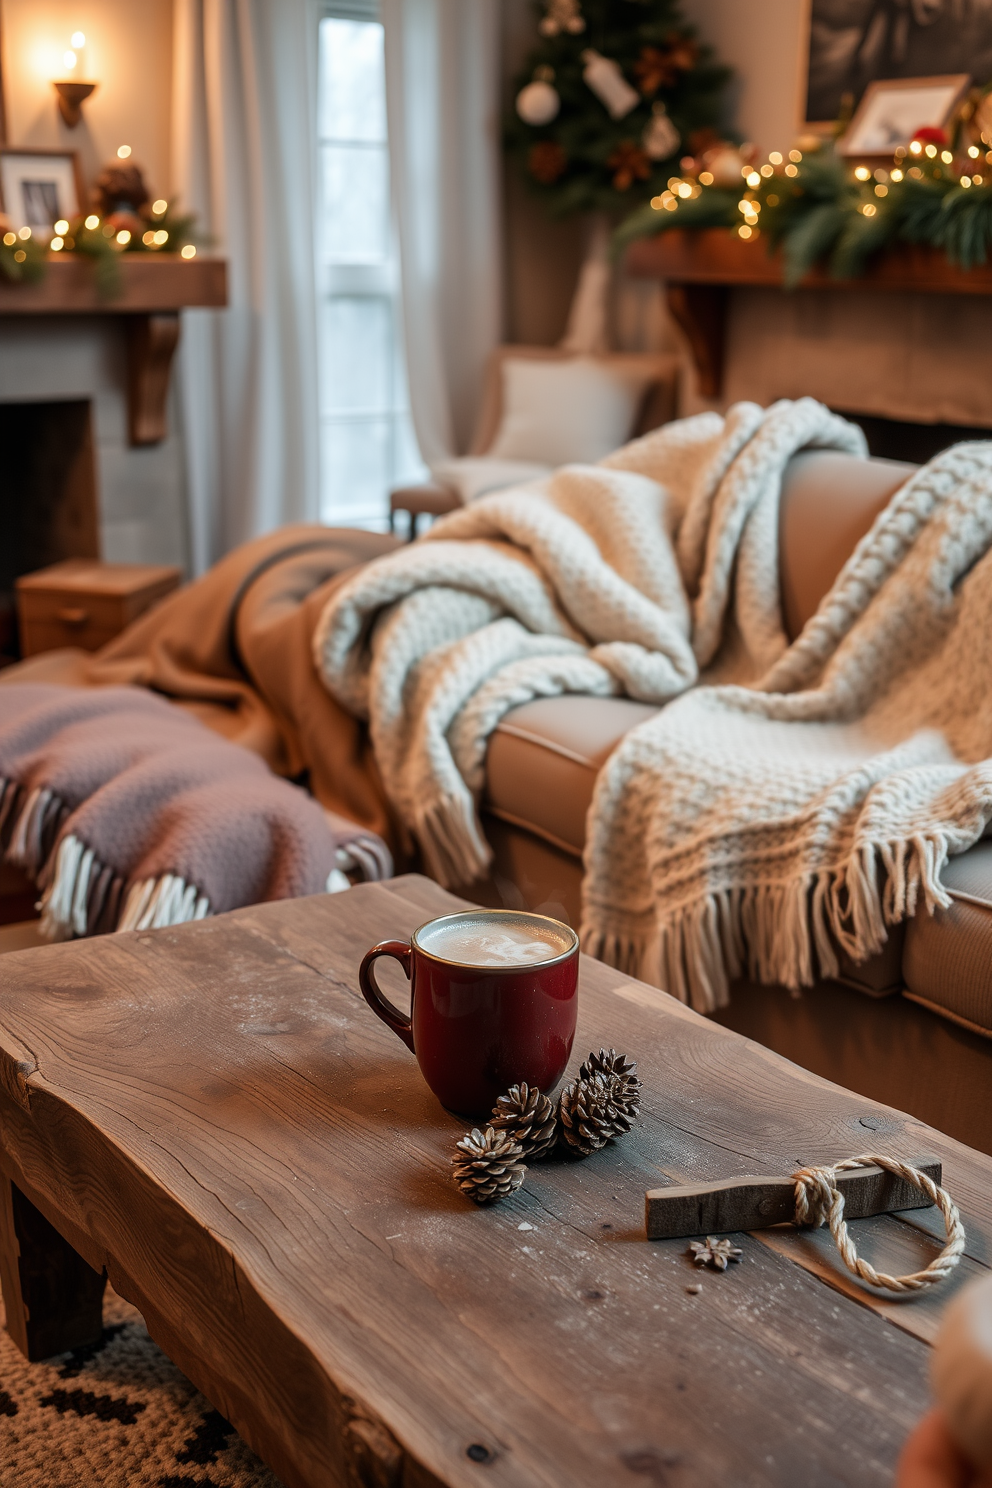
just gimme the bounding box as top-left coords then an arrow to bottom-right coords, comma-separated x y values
419,914 -> 572,967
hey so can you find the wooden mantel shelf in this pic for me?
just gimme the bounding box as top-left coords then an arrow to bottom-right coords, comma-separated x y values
0,256 -> 228,444
625,229 -> 992,397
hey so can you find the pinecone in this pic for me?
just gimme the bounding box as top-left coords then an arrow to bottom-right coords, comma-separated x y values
490,1083 -> 558,1161
452,1127 -> 527,1205
578,1049 -> 642,1121
557,1070 -> 636,1158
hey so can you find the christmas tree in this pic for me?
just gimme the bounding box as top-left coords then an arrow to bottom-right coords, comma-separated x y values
507,0 -> 734,218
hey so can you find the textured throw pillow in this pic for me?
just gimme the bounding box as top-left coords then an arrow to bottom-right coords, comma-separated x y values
487,356 -> 654,467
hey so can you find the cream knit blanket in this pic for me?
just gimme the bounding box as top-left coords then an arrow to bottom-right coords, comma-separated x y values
314,398 -> 863,887
583,437 -> 992,1009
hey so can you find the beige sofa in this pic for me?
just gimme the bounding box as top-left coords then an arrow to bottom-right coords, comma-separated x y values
455,449 -> 992,1154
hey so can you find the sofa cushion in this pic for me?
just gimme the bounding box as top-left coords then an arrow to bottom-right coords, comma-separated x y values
485,695 -> 657,856
903,842 -> 992,1038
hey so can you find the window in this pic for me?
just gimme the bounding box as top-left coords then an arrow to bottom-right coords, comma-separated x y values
316,8 -> 425,528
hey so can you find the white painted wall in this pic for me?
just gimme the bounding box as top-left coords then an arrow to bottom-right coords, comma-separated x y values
682,0 -> 811,157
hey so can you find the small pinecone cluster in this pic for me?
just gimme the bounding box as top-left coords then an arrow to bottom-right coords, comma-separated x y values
558,1048 -> 641,1158
452,1052 -> 641,1205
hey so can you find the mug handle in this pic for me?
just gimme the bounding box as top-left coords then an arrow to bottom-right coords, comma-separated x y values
359,940 -> 415,1052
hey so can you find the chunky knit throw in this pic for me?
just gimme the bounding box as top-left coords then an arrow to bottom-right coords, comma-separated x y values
583,437 -> 992,1009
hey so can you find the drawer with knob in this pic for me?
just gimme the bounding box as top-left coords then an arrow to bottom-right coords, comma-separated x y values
15,559 -> 182,658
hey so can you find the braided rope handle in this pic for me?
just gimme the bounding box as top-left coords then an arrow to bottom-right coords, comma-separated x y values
791,1153 -> 966,1293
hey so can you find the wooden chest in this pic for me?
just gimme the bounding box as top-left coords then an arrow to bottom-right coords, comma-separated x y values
15,559 -> 182,657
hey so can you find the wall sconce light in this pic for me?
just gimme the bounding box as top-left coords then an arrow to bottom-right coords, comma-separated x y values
53,33 -> 97,128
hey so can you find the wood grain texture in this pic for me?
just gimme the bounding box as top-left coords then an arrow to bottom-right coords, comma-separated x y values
645,1158 -> 942,1238
0,875 -> 989,1488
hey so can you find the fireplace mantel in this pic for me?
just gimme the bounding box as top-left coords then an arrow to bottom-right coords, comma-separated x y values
625,231 -> 992,398
0,256 -> 227,444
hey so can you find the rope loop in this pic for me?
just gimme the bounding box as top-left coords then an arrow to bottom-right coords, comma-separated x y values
790,1153 -> 965,1293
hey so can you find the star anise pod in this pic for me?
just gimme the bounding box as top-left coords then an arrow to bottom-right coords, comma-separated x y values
607,141 -> 651,192
688,1236 -> 743,1271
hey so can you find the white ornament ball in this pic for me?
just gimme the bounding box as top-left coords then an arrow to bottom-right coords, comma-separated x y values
933,1270 -> 992,1470
707,146 -> 746,188
516,80 -> 561,128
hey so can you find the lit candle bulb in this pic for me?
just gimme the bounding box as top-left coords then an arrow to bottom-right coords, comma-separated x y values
69,31 -> 88,77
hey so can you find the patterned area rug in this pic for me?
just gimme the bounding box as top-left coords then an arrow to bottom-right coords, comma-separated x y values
0,1288 -> 284,1487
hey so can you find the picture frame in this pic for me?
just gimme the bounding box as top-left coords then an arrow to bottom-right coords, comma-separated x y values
837,74 -> 971,158
0,148 -> 85,231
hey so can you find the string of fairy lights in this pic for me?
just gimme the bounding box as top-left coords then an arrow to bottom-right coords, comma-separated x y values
615,124 -> 992,282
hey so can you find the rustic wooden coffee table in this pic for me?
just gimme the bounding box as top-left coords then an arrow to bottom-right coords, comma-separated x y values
1,875 -> 990,1488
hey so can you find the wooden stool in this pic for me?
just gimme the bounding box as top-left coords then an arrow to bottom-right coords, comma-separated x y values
388,482 -> 460,540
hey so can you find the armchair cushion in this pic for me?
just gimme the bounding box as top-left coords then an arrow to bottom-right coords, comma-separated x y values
487,355 -> 661,467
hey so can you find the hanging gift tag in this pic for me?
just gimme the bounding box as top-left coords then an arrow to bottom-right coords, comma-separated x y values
643,104 -> 680,160
582,50 -> 640,121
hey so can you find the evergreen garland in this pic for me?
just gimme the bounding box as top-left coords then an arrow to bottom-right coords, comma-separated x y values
614,131 -> 992,285
0,201 -> 200,297
506,0 -> 733,217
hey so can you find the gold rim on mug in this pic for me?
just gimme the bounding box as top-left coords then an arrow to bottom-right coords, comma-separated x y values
411,909 -> 579,971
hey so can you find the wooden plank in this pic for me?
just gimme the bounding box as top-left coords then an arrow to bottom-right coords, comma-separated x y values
645,1158 -> 942,1239
0,255 -> 228,313
0,877 -> 987,1488
625,228 -> 992,295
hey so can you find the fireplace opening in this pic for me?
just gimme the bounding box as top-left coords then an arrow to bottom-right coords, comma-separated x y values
0,400 -> 99,664
836,412 -> 992,465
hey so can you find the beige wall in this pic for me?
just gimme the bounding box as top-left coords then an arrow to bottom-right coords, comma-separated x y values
683,0 -> 810,157
1,0 -> 174,208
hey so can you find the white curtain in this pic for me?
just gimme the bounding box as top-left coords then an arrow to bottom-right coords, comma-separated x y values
172,0 -> 321,573
382,0 -> 502,464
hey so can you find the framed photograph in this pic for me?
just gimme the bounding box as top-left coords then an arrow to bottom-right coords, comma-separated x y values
0,149 -> 84,231
806,0 -> 992,127
837,74 -> 970,156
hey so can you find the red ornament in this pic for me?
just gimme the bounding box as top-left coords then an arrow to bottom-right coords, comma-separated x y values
528,141 -> 568,184
912,126 -> 948,147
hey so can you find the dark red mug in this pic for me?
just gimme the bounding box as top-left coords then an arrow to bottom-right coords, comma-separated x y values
359,909 -> 579,1116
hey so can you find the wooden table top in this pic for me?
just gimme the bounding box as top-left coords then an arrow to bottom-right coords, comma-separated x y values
0,874 -> 990,1488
